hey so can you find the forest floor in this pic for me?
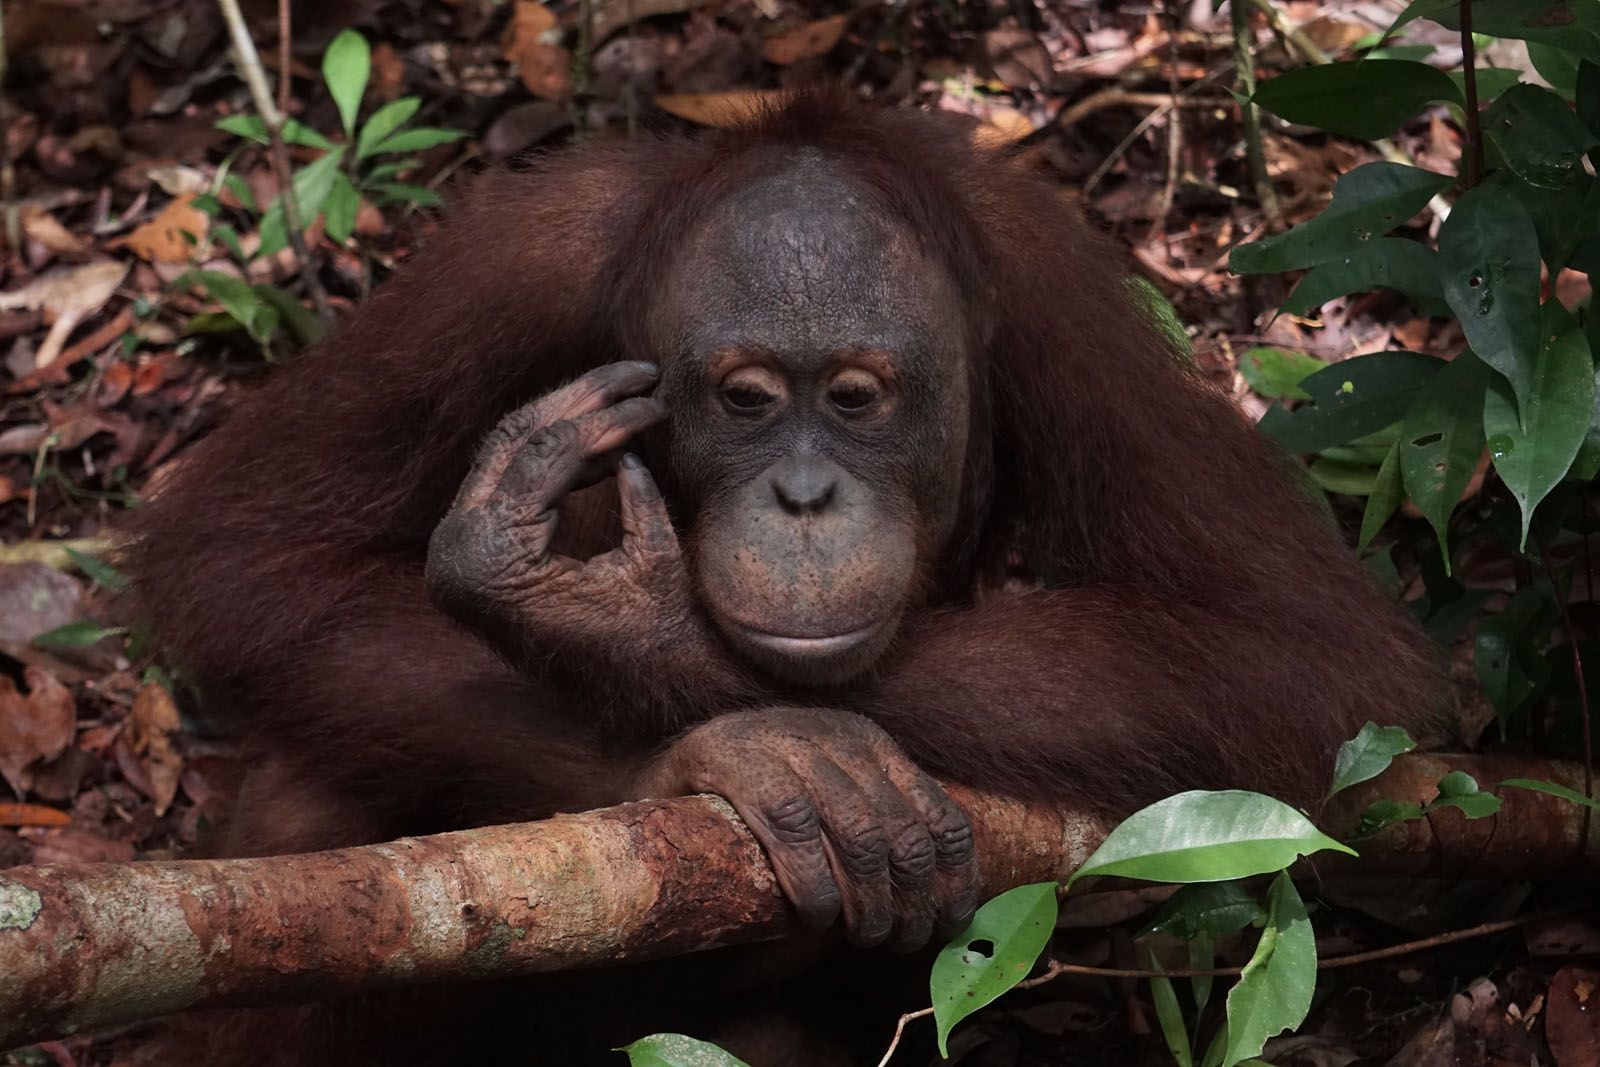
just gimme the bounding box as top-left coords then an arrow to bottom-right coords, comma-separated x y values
0,0 -> 1594,1064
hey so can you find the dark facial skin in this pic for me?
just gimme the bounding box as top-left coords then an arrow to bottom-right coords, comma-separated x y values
649,151 -> 972,685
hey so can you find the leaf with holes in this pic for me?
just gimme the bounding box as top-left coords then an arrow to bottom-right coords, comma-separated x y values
1229,163 -> 1452,274
1258,351 -> 1443,455
1398,350 -> 1490,567
1067,791 -> 1353,888
931,882 -> 1058,1056
619,1034 -> 752,1067
1253,60 -> 1460,140
1439,184 -> 1542,421
1483,320 -> 1595,548
1483,83 -> 1599,190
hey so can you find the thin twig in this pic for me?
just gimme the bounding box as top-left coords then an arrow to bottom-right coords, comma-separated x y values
1081,73 -> 1233,197
276,0 -> 291,122
1459,0 -> 1483,187
1156,0 -> 1184,227
214,0 -> 334,324
1230,0 -> 1280,226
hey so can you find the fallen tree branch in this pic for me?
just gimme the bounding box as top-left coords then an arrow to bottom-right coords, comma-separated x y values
1,754 -> 1593,1049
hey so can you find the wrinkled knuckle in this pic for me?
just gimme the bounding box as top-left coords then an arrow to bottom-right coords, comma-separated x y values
835,818 -> 890,871
765,796 -> 823,843
889,827 -> 937,878
932,819 -> 976,862
527,421 -> 576,461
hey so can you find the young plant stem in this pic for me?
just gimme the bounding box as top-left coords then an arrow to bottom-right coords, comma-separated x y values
1231,0 -> 1280,226
214,0 -> 334,325
1459,0 -> 1483,187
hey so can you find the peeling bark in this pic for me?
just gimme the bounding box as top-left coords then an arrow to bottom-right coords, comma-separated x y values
0,755 -> 1593,1049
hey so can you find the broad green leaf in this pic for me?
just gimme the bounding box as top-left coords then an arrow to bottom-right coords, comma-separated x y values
1253,60 -> 1460,140
1189,935 -> 1217,1012
1353,798 -> 1424,836
322,29 -> 371,137
1213,874 -> 1315,1067
1149,950 -> 1194,1067
1446,68 -> 1524,103
1427,775 -> 1503,818
1230,163 -> 1452,275
1501,170 -> 1600,273
1329,722 -> 1418,797
1390,0 -> 1600,63
1579,60 -> 1600,138
1571,369 -> 1600,481
1483,84 -> 1600,190
362,158 -> 422,184
221,173 -> 258,213
64,547 -> 128,592
1308,457 -> 1379,495
369,127 -> 465,156
1476,584 -> 1554,729
1357,440 -> 1403,552
282,119 -> 334,150
1067,791 -> 1354,887
1499,778 -> 1600,809
931,882 -> 1058,1056
1398,350 -> 1490,565
1527,41 -> 1581,93
1258,351 -> 1443,455
1151,882 -> 1265,941
322,173 -> 360,243
369,181 -> 443,208
252,284 -> 326,346
1438,183 -> 1542,419
1238,347 -> 1325,400
257,147 -> 348,258
356,96 -> 422,160
32,620 -> 125,648
1435,770 -> 1481,798
1281,238 -> 1449,318
619,1034 -> 751,1067
1483,324 -> 1595,548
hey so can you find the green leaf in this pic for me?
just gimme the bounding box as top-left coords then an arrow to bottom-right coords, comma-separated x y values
1434,770 -> 1480,798
1308,457 -> 1379,495
1067,791 -> 1354,887
1253,60 -> 1460,140
64,547 -> 128,592
322,173 -> 360,243
1499,778 -> 1600,809
1482,83 -> 1600,190
1438,183 -> 1543,420
1238,347 -> 1326,400
1329,722 -> 1418,797
1150,950 -> 1194,1067
322,29 -> 371,138
1446,68 -> 1524,103
1151,882 -> 1266,941
257,147 -> 348,258
369,181 -> 443,208
618,1034 -> 752,1067
183,269 -> 274,342
221,173 -> 258,214
361,158 -> 422,184
252,284 -> 326,346
281,119 -> 334,150
356,96 -> 422,160
1391,0 -> 1600,63
931,882 -> 1058,1056
1398,350 -> 1491,566
369,127 -> 465,156
1352,798 -> 1425,836
1229,163 -> 1452,274
32,620 -> 125,648
1527,42 -> 1581,93
215,113 -> 269,144
1501,170 -> 1600,273
1281,239 -> 1449,319
1476,584 -> 1554,729
1483,321 -> 1595,548
1258,351 -> 1443,455
1427,773 -> 1503,819
1213,874 -> 1316,1067
1357,440 -> 1403,552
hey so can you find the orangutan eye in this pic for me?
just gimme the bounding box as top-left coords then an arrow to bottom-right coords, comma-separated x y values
718,366 -> 785,416
827,370 -> 884,415
722,384 -> 776,412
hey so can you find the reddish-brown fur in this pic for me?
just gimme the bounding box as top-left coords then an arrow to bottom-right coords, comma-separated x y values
122,92 -> 1442,1064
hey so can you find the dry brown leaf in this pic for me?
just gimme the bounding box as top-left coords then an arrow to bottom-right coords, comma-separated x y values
0,259 -> 129,370
655,90 -> 785,128
761,15 -> 849,66
21,208 -> 91,257
983,28 -> 1054,90
502,1 -> 570,100
0,667 -> 76,795
122,193 -> 209,264
0,802 -> 70,827
973,107 -> 1035,147
128,681 -> 183,816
